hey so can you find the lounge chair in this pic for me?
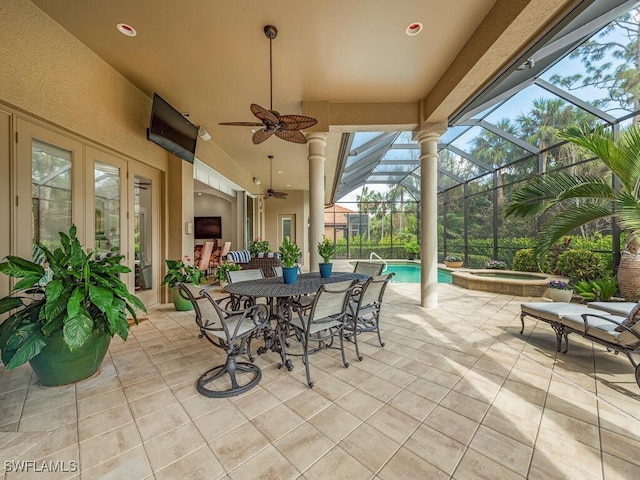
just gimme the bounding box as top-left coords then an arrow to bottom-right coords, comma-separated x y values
520,301 -> 640,386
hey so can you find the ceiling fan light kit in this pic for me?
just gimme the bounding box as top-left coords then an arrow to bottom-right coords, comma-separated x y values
264,155 -> 288,199
219,25 -> 317,144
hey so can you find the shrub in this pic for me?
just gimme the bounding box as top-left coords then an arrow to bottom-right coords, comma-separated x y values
248,239 -> 270,257
512,249 -> 540,272
555,249 -> 607,283
573,277 -> 617,301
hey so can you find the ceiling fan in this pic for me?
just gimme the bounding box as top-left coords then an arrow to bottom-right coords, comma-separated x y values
219,25 -> 317,145
264,155 -> 287,199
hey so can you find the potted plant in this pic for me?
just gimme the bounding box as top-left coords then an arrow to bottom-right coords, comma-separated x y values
485,259 -> 507,270
547,280 -> 574,302
162,255 -> 202,311
248,238 -> 271,257
404,240 -> 420,261
317,236 -> 335,278
214,260 -> 242,290
0,225 -> 146,386
444,255 -> 463,268
279,237 -> 301,284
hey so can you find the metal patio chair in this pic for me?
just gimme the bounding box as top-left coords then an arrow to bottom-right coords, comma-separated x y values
178,283 -> 270,397
353,261 -> 384,276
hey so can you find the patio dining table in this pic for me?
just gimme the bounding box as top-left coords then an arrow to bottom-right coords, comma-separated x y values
224,271 -> 367,370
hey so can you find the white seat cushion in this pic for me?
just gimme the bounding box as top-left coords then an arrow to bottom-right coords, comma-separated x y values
587,302 -> 637,317
521,302 -> 610,323
560,313 -> 623,344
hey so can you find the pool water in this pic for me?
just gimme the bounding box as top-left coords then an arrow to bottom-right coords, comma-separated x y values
355,262 -> 452,283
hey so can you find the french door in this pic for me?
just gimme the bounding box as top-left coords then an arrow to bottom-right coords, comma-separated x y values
15,118 -> 162,307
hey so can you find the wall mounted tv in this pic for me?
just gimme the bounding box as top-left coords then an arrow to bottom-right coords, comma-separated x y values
147,93 -> 198,164
194,216 -> 222,239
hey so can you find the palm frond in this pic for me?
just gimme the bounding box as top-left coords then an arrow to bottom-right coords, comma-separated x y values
532,203 -> 613,258
616,192 -> 640,234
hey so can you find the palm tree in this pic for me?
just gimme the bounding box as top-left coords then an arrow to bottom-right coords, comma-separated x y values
505,124 -> 640,299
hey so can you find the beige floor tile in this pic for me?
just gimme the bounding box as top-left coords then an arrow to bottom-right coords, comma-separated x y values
76,388 -> 127,418
79,422 -> 141,470
123,375 -> 171,402
308,404 -> 362,443
20,422 -> 78,461
424,405 -> 479,446
143,422 -> 207,472
600,427 -> 640,467
154,445 -> 226,480
251,403 -> 305,443
303,446 -> 373,479
335,389 -> 384,421
366,404 -> 420,444
81,444 -> 151,480
333,364 -> 373,386
339,423 -> 400,473
312,375 -> 355,401
193,402 -> 248,442
387,389 -> 436,421
379,446 -> 449,480
439,389 -> 490,423
453,448 -> 525,480
468,425 -> 532,477
78,404 -> 133,441
528,446 -> 602,480
540,408 -> 600,449
128,388 -> 178,418
284,387 -> 332,420
228,445 -> 299,480
404,424 -> 466,475
136,402 -> 191,441
274,422 -> 334,472
420,365 -> 463,389
18,403 -> 77,432
602,451 -> 640,480
405,377 -> 451,403
229,387 -> 281,419
209,421 -> 270,471
358,376 -> 400,403
481,406 -> 540,447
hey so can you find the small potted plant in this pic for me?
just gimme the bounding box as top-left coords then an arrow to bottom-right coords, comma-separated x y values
214,260 -> 242,290
0,225 -> 146,386
317,236 -> 335,278
248,238 -> 271,257
279,237 -> 302,284
162,255 -> 203,311
444,254 -> 463,268
485,259 -> 507,270
547,280 -> 574,302
404,240 -> 420,261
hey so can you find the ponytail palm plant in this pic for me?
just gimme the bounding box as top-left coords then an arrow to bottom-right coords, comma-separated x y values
505,124 -> 640,260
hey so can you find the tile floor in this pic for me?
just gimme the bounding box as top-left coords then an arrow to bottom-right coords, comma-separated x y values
1,262 -> 639,479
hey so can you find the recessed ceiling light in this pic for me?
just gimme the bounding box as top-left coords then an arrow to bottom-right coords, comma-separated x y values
277,171 -> 284,174
116,23 -> 137,37
406,22 -> 422,36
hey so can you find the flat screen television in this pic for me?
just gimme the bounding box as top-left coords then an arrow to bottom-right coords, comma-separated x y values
194,216 -> 222,239
147,93 -> 198,164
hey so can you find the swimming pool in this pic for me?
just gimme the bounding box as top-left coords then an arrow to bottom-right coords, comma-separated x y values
351,262 -> 452,283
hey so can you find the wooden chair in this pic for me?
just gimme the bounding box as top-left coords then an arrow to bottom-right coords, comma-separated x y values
197,241 -> 215,278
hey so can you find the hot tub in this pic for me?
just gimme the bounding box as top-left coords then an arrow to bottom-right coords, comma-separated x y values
451,269 -> 550,297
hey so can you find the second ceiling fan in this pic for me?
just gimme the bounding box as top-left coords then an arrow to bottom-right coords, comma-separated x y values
219,25 -> 317,145
264,155 -> 287,199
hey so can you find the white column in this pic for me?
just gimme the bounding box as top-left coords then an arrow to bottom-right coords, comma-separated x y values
417,125 -> 445,308
307,133 -> 328,271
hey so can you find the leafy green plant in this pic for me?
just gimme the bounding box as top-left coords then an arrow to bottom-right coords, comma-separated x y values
0,225 -> 146,370
248,239 -> 270,257
279,237 -> 302,268
573,277 -> 617,301
512,249 -> 540,272
162,256 -> 202,287
404,240 -> 420,256
555,249 -> 607,283
214,261 -> 242,282
317,236 -> 335,264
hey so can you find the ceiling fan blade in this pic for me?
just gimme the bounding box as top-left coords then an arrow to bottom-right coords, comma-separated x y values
279,115 -> 318,131
218,121 -> 264,127
252,129 -> 273,145
273,191 -> 288,199
275,130 -> 307,144
250,104 -> 279,124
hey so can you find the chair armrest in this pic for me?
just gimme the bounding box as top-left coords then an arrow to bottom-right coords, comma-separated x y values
581,313 -> 640,340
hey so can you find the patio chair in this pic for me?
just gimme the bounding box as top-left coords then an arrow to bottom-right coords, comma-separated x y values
226,268 -> 264,309
213,241 -> 231,267
288,280 -> 356,387
178,283 -> 270,397
346,273 -> 394,361
197,241 -> 215,278
353,261 -> 384,276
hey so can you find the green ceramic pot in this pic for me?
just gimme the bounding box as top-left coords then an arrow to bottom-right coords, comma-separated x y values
172,285 -> 194,311
29,329 -> 111,386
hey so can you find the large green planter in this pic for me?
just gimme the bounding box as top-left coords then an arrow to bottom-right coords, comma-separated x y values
172,285 -> 194,311
29,329 -> 111,386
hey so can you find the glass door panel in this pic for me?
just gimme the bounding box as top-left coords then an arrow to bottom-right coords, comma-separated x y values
93,160 -> 122,256
135,175 -> 153,292
31,139 -> 72,253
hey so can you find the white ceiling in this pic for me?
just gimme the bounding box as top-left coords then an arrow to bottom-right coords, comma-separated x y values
29,0 -> 573,197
